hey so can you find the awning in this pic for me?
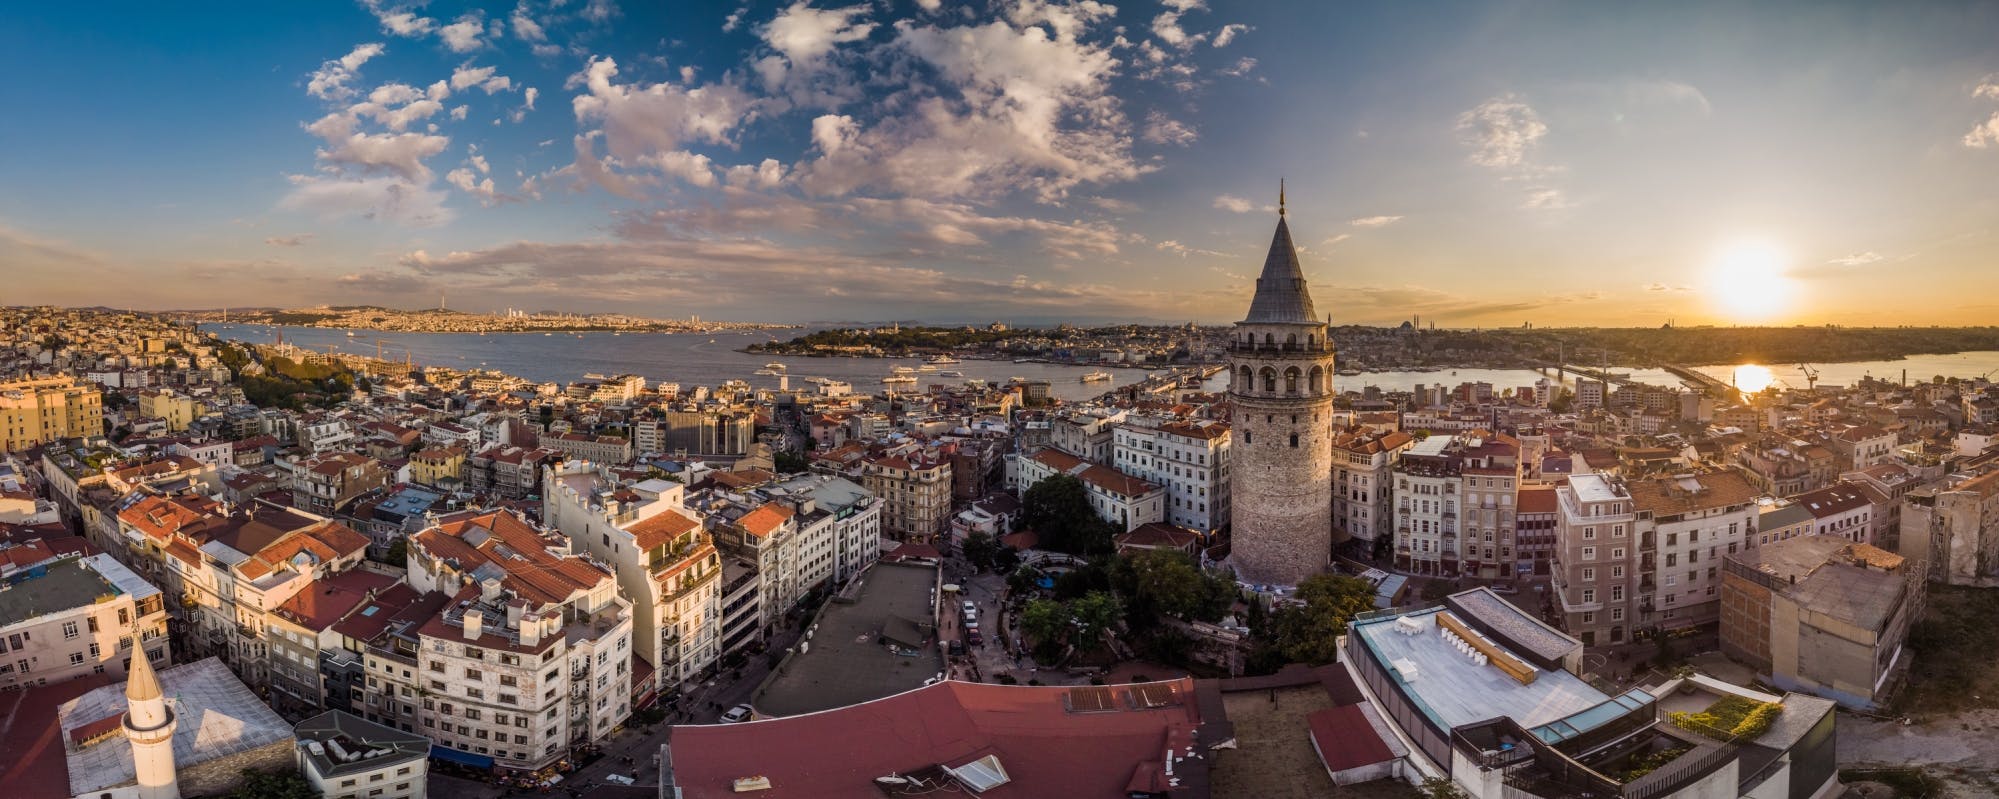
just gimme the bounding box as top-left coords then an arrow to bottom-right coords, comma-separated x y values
430,744 -> 496,769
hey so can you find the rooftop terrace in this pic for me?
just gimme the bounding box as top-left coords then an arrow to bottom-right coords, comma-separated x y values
752,560 -> 941,717
1352,607 -> 1606,732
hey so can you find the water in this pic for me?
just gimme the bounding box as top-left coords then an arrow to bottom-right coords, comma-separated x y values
201,324 -> 1156,402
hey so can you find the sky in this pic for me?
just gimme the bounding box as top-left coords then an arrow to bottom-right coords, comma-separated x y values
3,1 -> 1999,326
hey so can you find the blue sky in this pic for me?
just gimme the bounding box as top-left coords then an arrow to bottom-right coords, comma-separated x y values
3,1 -> 1998,325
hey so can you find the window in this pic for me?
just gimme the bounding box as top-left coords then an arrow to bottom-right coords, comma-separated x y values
1611,586 -> 1624,601
70,652 -> 86,665
62,622 -> 79,640
1581,589 -> 1595,603
1581,568 -> 1595,581
1581,546 -> 1596,561
1583,527 -> 1597,540
1611,565 -> 1625,578
1611,607 -> 1624,621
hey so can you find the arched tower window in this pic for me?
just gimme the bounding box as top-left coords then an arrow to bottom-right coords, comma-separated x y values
1237,366 -> 1253,392
1260,367 -> 1277,393
1307,334 -> 1316,348
1309,365 -> 1324,394
1264,333 -> 1273,346
1286,333 -> 1297,347
1285,367 -> 1301,394
1290,433 -> 1299,448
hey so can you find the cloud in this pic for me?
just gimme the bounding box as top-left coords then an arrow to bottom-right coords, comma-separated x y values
1143,111 -> 1197,146
569,57 -> 752,192
1965,76 -> 1999,149
1212,23 -> 1249,47
447,167 -> 501,205
723,5 -> 748,32
1329,283 -> 1604,324
510,3 -> 546,41
304,113 -> 450,179
1642,282 -> 1691,292
795,16 -> 1143,203
307,43 -> 385,101
1004,0 -> 1115,42
1213,194 -> 1275,214
1520,187 -> 1569,210
1349,215 -> 1402,228
1156,240 -> 1226,258
280,174 -> 453,227
439,14 -> 487,53
1151,10 -> 1206,49
1219,57 -> 1256,78
1457,94 -> 1547,168
582,0 -> 618,24
1827,251 -> 1884,266
1321,234 -> 1351,247
450,64 -> 514,94
264,234 -> 315,247
361,1 -> 435,37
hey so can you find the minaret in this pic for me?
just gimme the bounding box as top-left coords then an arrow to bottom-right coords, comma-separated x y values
121,646 -> 180,799
1229,183 -> 1337,586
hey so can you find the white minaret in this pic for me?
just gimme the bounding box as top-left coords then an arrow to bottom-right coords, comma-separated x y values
122,646 -> 180,799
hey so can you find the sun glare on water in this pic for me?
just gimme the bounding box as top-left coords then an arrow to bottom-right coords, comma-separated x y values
1731,364 -> 1776,393
1707,240 -> 1793,323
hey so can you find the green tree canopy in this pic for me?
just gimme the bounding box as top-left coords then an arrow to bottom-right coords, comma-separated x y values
1264,574 -> 1378,666
960,531 -> 998,571
1020,598 -> 1070,645
1020,474 -> 1117,555
1069,591 -> 1123,646
1114,549 -> 1235,624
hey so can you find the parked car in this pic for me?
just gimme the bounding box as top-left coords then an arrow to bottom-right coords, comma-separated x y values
961,600 -> 978,616
719,704 -> 754,724
967,630 -> 983,646
948,640 -> 966,656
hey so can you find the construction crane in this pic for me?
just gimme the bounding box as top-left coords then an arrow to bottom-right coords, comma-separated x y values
1797,363 -> 1819,392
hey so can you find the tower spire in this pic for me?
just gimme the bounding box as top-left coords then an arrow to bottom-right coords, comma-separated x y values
1279,179 -> 1286,216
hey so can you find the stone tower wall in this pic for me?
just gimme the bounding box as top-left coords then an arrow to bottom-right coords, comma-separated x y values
1228,323 -> 1336,586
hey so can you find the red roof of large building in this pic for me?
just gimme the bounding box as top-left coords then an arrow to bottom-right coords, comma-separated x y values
1306,705 -> 1398,773
668,679 -> 1206,799
0,672 -> 117,799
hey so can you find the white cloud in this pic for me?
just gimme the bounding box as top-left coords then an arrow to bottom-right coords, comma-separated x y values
570,56 -> 752,190
307,43 -> 385,101
361,2 -> 435,37
1827,251 -> 1884,266
1642,282 -> 1692,292
1349,215 -> 1403,228
511,3 -> 546,41
723,5 -> 748,32
310,125 -> 451,180
725,158 -> 787,188
1143,111 -> 1197,146
1151,11 -> 1205,49
451,64 -> 514,94
1213,195 -> 1254,213
796,16 -> 1141,202
1457,94 -> 1547,168
762,2 -> 875,66
1006,0 -> 1115,42
582,0 -> 618,23
1219,57 -> 1256,77
264,234 -> 314,247
1321,234 -> 1352,247
447,167 -> 500,204
439,15 -> 487,53
1212,23 -> 1249,47
280,174 -> 453,227
1520,187 -> 1569,210
1156,239 -> 1226,258
1965,76 -> 1999,149
450,105 -> 469,121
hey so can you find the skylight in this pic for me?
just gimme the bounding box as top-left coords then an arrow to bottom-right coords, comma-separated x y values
947,755 -> 1011,793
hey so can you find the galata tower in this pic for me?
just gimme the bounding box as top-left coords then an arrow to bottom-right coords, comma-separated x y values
1229,184 -> 1336,586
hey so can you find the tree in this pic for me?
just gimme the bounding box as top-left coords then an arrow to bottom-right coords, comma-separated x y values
1115,549 -> 1234,624
382,538 -> 408,568
1265,574 -> 1377,666
1069,591 -> 1123,648
1020,474 -> 1116,555
774,450 -> 810,474
1548,386 -> 1574,414
1007,564 -> 1044,595
225,768 -> 319,799
1020,598 -> 1070,645
960,531 -> 998,572
162,357 -> 179,371
1419,776 -> 1469,799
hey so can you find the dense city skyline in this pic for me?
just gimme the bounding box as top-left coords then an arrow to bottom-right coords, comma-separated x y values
4,1 -> 1999,325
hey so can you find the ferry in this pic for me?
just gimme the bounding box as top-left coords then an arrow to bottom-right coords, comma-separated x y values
916,365 -> 937,372
1081,371 -> 1112,383
764,362 -> 787,371
883,375 -> 919,386
926,355 -> 962,365
938,370 -> 965,378
890,366 -> 917,375
754,369 -> 781,376
345,331 -> 357,337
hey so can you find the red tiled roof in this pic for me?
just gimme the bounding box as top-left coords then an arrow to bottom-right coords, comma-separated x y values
1517,487 -> 1558,514
1307,705 -> 1397,773
416,509 -> 611,607
0,672 -> 118,799
275,570 -> 398,631
626,508 -> 701,551
736,504 -> 793,538
668,679 -> 1203,799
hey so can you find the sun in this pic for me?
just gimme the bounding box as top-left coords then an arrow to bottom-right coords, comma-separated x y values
1706,239 -> 1794,323
1732,364 -> 1776,393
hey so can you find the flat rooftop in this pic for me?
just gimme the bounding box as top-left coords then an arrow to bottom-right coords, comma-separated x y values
0,556 -> 118,628
1568,472 -> 1627,504
1352,608 -> 1607,732
60,657 -> 294,795
752,560 -> 942,717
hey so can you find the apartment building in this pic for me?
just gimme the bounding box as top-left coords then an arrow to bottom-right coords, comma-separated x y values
659,409 -> 756,457
1900,469 -> 1999,586
466,445 -> 554,499
293,452 -> 390,517
294,710 -> 432,799
138,389 -> 202,432
1629,471 -> 1760,633
1790,483 -> 1874,544
1331,427 -> 1414,548
1017,447 -> 1165,533
1392,436 -> 1462,576
0,375 -> 102,452
1112,419 -> 1231,535
863,451 -> 953,542
1458,436 -> 1522,581
543,432 -> 634,465
409,446 -> 466,490
544,464 -> 723,694
1720,535 -> 1914,710
407,508 -> 636,770
1552,473 -> 1637,647
0,552 -> 170,690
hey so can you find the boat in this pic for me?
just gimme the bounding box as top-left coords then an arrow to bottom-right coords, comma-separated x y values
709,338 -> 717,344
916,365 -> 937,372
1337,368 -> 1361,376
545,333 -> 553,336
891,366 -> 917,375
938,370 -> 965,377
883,375 -> 919,386
1081,371 -> 1112,383
926,355 -> 962,365
754,369 -> 780,376
764,362 -> 787,371
345,331 -> 357,337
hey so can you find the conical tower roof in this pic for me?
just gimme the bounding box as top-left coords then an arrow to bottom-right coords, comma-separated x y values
126,643 -> 163,702
1241,189 -> 1318,324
